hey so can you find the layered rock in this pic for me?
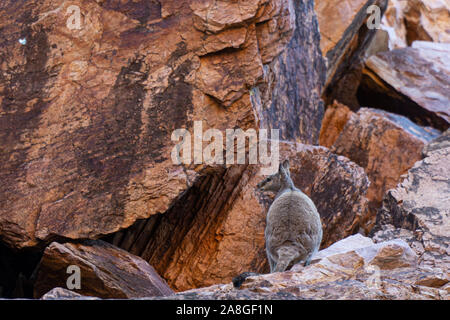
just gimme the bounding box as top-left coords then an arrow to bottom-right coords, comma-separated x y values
33,240 -> 173,298
371,130 -> 450,271
112,143 -> 370,291
381,0 -> 450,49
0,0 -> 326,250
321,105 -> 441,231
253,0 -> 326,144
315,0 -> 388,108
358,41 -> 450,130
169,236 -> 449,300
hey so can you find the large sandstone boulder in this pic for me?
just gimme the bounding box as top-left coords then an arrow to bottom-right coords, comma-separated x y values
371,130 -> 450,271
359,41 -> 450,130
33,240 -> 173,298
381,0 -> 450,49
169,236 -> 449,300
320,104 -> 441,231
112,143 -> 370,291
0,0 -> 325,249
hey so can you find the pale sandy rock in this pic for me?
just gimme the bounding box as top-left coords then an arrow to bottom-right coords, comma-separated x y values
381,0 -> 450,49
309,234 -> 374,263
41,287 -> 99,300
170,236 -> 448,300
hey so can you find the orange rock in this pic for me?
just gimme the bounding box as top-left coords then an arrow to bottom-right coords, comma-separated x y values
319,101 -> 353,148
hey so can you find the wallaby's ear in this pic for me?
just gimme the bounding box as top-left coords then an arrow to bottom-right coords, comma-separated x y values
282,159 -> 290,173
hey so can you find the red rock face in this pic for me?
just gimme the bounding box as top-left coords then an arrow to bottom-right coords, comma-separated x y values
0,0 -> 326,250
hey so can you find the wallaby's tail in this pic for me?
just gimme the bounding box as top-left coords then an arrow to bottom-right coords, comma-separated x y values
273,246 -> 300,273
232,272 -> 260,288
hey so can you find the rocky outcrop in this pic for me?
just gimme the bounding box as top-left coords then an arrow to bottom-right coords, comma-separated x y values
38,235 -> 449,300
112,142 -> 370,291
33,240 -> 173,298
37,235 -> 449,300
0,0 -> 326,250
315,0 -> 388,108
381,0 -> 450,49
423,129 -> 450,157
358,41 -> 450,130
321,106 -> 441,231
371,130 -> 450,271
169,235 -> 449,300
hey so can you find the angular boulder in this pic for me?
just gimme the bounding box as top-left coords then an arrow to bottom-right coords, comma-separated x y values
33,240 -> 173,298
319,101 -> 353,148
323,106 -> 441,231
253,0 -> 326,144
359,41 -> 450,130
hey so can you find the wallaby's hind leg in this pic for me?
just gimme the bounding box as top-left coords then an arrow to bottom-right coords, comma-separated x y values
273,246 -> 300,273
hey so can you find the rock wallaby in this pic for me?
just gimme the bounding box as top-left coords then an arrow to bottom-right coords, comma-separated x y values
257,159 -> 322,273
232,160 -> 322,288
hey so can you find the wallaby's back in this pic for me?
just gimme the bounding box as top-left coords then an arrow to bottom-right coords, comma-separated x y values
265,188 -> 322,272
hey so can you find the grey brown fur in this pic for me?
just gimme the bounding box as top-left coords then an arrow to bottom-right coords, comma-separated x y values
257,160 -> 323,272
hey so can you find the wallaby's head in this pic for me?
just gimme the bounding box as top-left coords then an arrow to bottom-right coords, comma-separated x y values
257,159 -> 292,193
